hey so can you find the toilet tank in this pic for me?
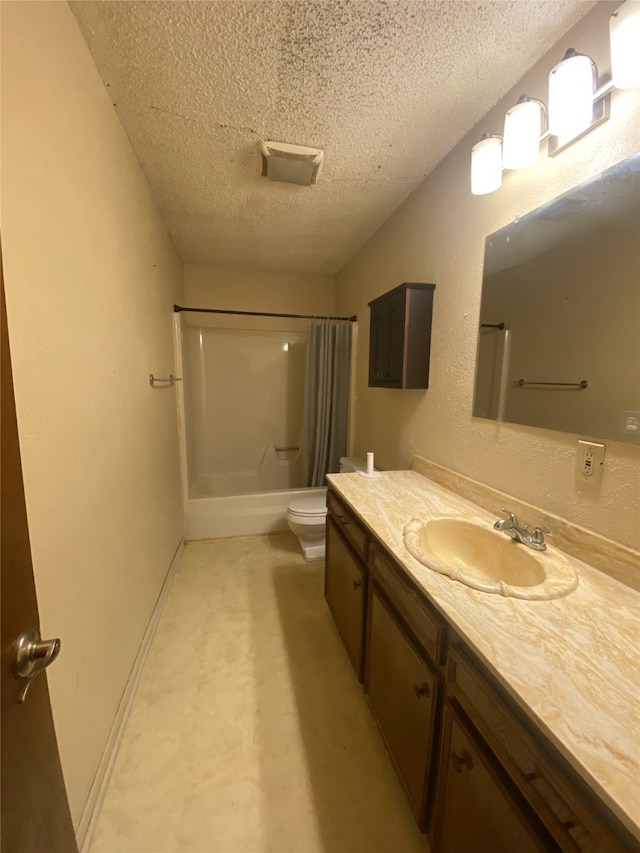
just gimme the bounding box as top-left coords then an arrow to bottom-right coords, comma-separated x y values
339,456 -> 368,473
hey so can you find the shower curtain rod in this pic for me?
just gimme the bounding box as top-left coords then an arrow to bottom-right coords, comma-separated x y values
174,304 -> 357,322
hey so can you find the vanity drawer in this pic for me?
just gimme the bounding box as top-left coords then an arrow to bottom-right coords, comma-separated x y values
369,542 -> 446,667
447,645 -> 634,853
326,490 -> 369,562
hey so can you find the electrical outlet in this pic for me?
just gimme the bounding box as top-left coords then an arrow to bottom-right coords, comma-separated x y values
577,440 -> 605,488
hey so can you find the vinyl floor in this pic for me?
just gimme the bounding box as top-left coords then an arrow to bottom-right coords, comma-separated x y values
89,533 -> 427,853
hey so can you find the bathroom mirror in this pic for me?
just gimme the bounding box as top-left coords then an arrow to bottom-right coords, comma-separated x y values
473,153 -> 640,445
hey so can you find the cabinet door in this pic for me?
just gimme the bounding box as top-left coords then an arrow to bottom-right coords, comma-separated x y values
325,517 -> 366,679
434,706 -> 549,853
366,586 -> 438,824
369,293 -> 405,386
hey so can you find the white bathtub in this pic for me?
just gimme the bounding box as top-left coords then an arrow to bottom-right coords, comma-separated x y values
185,486 -> 327,540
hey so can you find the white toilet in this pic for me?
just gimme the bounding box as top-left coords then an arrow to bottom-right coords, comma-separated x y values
286,491 -> 328,562
286,457 -> 369,561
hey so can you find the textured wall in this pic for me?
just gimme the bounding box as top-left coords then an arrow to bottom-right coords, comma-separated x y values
184,262 -> 336,317
336,4 -> 640,551
1,1 -> 184,826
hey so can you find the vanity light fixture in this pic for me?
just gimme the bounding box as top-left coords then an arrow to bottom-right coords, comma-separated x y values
502,95 -> 546,170
548,48 -> 597,138
610,0 -> 640,89
470,0 -> 640,196
471,134 -> 503,195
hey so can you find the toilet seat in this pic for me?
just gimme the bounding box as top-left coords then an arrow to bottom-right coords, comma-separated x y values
287,495 -> 328,518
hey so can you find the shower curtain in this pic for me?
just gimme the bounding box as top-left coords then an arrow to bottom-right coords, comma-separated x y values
302,322 -> 352,487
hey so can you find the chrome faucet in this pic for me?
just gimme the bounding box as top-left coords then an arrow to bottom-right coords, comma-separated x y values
493,508 -> 550,551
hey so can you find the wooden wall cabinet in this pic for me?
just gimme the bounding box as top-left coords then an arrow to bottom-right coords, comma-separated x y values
368,282 -> 435,389
323,486 -> 637,852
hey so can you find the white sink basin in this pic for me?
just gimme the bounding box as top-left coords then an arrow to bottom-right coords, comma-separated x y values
403,517 -> 578,600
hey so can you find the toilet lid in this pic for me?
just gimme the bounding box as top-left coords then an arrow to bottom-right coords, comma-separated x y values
288,495 -> 328,517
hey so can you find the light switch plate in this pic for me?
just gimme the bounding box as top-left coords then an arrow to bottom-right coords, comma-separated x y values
576,440 -> 605,488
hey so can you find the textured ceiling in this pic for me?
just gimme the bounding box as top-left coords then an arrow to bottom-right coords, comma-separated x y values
70,0 -> 595,274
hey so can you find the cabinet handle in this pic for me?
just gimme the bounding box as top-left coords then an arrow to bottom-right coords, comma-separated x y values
522,769 -> 584,839
451,749 -> 474,773
352,579 -> 362,589
414,682 -> 431,699
338,515 -> 349,526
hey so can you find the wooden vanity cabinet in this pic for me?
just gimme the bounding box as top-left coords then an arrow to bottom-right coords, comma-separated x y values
364,541 -> 448,830
324,487 -> 638,852
368,282 -> 435,389
444,643 -> 639,853
365,584 -> 440,827
433,704 -> 552,853
369,541 -> 446,666
324,492 -> 369,680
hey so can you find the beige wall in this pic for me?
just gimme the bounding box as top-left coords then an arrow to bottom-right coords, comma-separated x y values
184,262 -> 336,319
336,3 -> 640,551
1,0 -> 184,829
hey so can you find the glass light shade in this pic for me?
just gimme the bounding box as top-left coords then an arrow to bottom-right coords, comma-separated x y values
471,136 -> 503,195
610,0 -> 640,89
502,98 -> 543,169
548,50 -> 595,138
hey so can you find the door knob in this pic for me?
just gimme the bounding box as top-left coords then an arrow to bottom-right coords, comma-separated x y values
12,629 -> 61,704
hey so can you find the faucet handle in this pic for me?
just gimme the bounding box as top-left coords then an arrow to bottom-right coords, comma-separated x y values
499,507 -> 519,525
530,526 -> 552,545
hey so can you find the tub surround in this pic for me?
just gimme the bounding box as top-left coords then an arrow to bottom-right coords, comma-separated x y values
326,465 -> 640,841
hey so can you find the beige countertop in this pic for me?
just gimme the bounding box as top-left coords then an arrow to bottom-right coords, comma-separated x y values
326,468 -> 640,841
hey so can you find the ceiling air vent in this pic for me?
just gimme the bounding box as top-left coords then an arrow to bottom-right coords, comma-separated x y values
260,140 -> 324,186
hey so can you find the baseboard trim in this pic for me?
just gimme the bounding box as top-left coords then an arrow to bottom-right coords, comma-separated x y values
76,538 -> 186,853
